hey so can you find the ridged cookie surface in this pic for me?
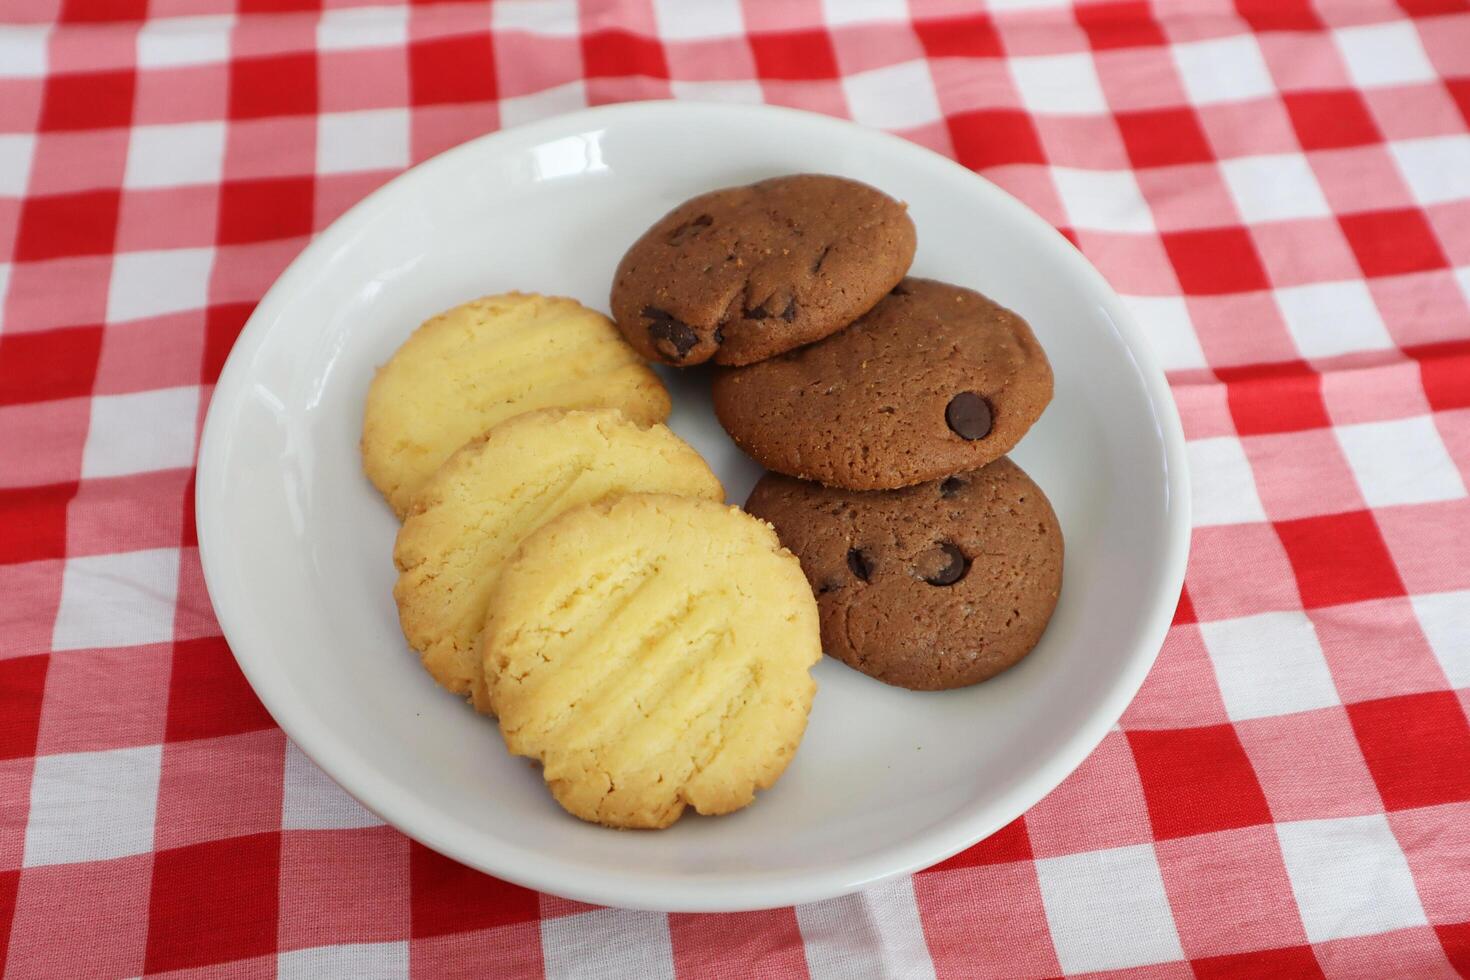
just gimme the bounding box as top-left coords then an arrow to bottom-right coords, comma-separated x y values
362,293 -> 671,517
486,494 -> 821,829
393,409 -> 722,704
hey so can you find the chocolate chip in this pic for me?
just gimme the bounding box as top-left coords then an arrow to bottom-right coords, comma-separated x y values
713,325 -> 725,345
643,306 -> 699,359
816,579 -> 843,595
667,213 -> 712,245
780,297 -> 798,322
945,392 -> 993,440
812,245 -> 832,274
917,543 -> 968,586
939,477 -> 965,498
744,303 -> 770,320
846,547 -> 873,582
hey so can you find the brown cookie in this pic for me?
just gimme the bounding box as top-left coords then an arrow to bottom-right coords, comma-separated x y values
610,174 -> 916,367
712,278 -> 1052,490
745,459 -> 1063,691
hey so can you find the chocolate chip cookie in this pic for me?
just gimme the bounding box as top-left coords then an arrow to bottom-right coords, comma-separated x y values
745,459 -> 1063,690
610,174 -> 917,367
712,278 -> 1052,490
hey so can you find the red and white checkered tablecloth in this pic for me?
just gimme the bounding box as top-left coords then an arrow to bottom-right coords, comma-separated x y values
2,0 -> 1469,976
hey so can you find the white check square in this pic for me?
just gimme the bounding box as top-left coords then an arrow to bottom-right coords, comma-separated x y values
1201,611 -> 1340,721
821,0 -> 909,25
1277,814 -> 1427,942
652,0 -> 743,39
541,907 -> 676,980
498,82 -> 589,131
136,15 -> 232,69
1035,844 -> 1185,974
1051,167 -> 1154,233
1121,295 -> 1207,372
279,942 -> 408,980
82,385 -> 201,480
1187,436 -> 1267,528
1334,22 -> 1437,89
1221,154 -> 1330,222
1336,416 -> 1466,508
24,746 -> 162,866
1411,591 -> 1470,689
282,740 -> 383,830
1389,136 -> 1470,207
51,548 -> 182,651
0,134 -> 35,196
1275,280 -> 1393,360
1173,36 -> 1275,106
1010,53 -> 1107,115
317,5 -> 409,51
0,25 -> 48,78
108,249 -> 214,324
843,61 -> 943,131
124,121 -> 226,190
317,109 -> 410,176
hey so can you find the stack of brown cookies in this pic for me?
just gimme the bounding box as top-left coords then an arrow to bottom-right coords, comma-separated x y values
611,174 -> 1063,691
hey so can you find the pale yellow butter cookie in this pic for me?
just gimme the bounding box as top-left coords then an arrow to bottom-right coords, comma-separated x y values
393,409 -> 722,703
362,293 -> 671,517
485,493 -> 821,829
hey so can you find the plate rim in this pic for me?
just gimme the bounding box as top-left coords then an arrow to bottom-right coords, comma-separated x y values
196,99 -> 1191,912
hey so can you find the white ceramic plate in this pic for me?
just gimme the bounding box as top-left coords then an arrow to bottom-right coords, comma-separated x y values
196,102 -> 1189,913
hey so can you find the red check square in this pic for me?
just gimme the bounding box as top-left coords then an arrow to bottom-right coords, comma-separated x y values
410,841 -> 539,937
0,656 -> 49,761
1162,227 -> 1270,295
947,110 -> 1047,171
913,12 -> 1003,58
1192,946 -> 1325,978
1234,0 -> 1324,31
1116,107 -> 1214,168
0,325 -> 103,406
145,832 -> 282,973
39,70 -> 135,131
1283,91 -> 1381,151
165,637 -> 275,743
217,176 -> 314,245
1349,692 -> 1470,811
59,0 -> 147,20
1128,725 -> 1273,840
0,482 -> 76,565
1076,2 -> 1167,50
922,815 -> 1032,873
1216,360 -> 1330,437
1340,208 -> 1448,278
1437,923 -> 1470,977
748,30 -> 840,81
1406,340 -> 1470,413
14,190 -> 120,261
230,54 -> 318,120
410,33 -> 499,101
203,303 -> 255,384
1275,510 -> 1406,608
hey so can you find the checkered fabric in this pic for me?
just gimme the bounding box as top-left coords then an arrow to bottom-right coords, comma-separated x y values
2,0 -> 1469,976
